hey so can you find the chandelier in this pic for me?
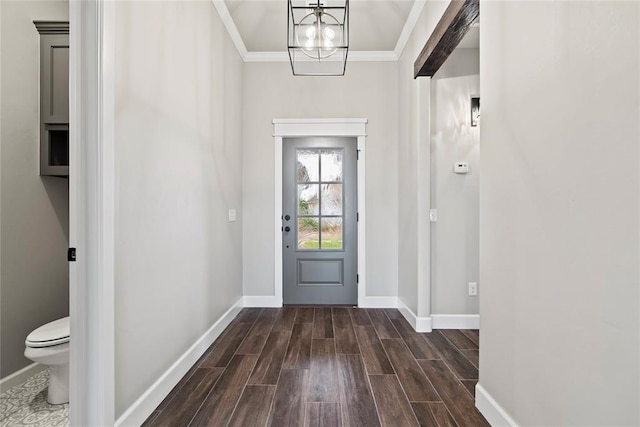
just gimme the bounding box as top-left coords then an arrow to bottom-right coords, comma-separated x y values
288,0 -> 349,76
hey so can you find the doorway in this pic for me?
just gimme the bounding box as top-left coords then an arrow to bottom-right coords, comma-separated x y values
282,137 -> 358,304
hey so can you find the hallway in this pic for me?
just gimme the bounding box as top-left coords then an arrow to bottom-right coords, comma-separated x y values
143,307 -> 489,426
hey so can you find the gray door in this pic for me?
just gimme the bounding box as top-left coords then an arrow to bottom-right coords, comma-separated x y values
283,137 -> 358,305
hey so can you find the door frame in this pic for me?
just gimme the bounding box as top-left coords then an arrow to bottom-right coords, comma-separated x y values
69,0 -> 115,425
273,119 -> 367,306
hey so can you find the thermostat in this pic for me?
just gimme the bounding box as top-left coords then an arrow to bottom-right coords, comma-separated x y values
454,162 -> 469,174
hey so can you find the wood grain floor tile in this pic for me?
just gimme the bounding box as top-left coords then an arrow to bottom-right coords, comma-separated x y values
350,308 -> 372,326
268,369 -> 308,426
155,363 -> 200,410
411,402 -> 456,427
423,331 -> 478,380
283,323 -> 313,369
295,307 -> 315,323
308,339 -> 338,402
369,375 -> 419,427
236,309 -> 278,354
391,319 -> 440,360
460,349 -> 479,369
228,385 -> 276,427
313,307 -> 334,339
334,315 -> 360,354
336,354 -> 381,427
149,368 -> 223,427
305,403 -> 342,427
381,339 -> 440,402
367,309 -> 400,339
418,360 -> 489,427
141,411 -> 160,427
248,330 -> 291,385
440,330 -> 479,350
354,326 -> 394,375
272,308 -> 298,332
332,307 -> 351,317
460,380 -> 476,398
200,322 -> 253,367
383,309 -> 404,320
461,329 -> 479,347
188,355 -> 258,426
235,308 -> 263,323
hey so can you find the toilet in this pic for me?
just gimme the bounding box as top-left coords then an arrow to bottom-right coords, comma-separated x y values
24,317 -> 70,404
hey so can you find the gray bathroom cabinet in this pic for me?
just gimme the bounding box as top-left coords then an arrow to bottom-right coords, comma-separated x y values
34,21 -> 69,176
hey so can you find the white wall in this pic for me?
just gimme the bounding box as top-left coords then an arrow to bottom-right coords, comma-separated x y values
431,48 -> 479,315
114,0 -> 243,417
397,0 -> 448,318
479,1 -> 639,425
242,61 -> 399,299
0,0 -> 69,379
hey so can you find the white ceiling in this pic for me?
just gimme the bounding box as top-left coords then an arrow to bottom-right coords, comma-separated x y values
216,1 -> 479,61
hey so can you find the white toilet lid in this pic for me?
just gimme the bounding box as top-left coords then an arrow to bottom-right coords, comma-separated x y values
26,317 -> 70,348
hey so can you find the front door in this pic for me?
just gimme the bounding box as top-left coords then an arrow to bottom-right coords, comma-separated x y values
282,137 -> 358,304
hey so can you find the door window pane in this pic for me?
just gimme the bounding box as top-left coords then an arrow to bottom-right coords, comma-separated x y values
297,150 -> 319,182
298,217 -> 319,249
321,218 -> 343,250
298,184 -> 319,215
321,149 -> 343,182
321,183 -> 342,215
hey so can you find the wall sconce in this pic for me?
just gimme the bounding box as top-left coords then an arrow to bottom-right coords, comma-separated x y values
471,97 -> 480,127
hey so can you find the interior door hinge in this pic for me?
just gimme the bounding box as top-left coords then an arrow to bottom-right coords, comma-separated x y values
357,212 -> 359,222
357,149 -> 361,160
357,274 -> 359,283
68,248 -> 76,262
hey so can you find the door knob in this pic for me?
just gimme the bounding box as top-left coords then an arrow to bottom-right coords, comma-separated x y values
284,226 -> 291,232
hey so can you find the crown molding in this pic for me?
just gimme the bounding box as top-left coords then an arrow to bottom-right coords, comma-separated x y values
211,0 -> 248,59
212,0 -> 424,63
394,0 -> 427,58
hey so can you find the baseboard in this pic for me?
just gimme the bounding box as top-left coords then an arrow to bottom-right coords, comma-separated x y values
115,297 -> 244,427
431,314 -> 479,329
475,383 -> 519,426
357,296 -> 398,308
0,363 -> 47,393
397,298 -> 432,332
242,296 -> 282,308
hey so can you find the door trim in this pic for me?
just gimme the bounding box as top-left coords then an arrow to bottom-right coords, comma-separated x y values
69,1 -> 115,425
273,119 -> 367,307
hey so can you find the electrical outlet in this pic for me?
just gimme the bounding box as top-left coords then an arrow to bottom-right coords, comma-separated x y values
468,282 -> 478,296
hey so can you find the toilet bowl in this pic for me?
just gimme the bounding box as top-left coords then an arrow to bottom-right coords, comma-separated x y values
24,317 -> 70,404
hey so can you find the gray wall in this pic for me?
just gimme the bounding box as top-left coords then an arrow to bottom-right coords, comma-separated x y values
431,49 -> 479,315
114,1 -> 244,417
397,0 -> 449,317
242,61 -> 399,299
480,1 -> 639,424
0,0 -> 69,379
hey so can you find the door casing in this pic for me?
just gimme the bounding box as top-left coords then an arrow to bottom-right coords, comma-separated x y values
273,119 -> 367,307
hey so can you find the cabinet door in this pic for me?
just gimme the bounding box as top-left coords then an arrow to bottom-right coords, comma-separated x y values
40,34 -> 69,124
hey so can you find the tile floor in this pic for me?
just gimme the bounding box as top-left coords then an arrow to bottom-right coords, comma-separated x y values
0,369 -> 69,427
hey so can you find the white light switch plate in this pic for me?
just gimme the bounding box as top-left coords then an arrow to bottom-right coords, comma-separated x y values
469,282 -> 478,296
454,162 -> 469,174
228,209 -> 236,222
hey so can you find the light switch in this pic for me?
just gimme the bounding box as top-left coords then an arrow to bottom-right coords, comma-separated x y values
228,209 -> 237,222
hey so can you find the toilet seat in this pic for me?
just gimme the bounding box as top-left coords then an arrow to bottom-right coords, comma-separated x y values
25,317 -> 70,348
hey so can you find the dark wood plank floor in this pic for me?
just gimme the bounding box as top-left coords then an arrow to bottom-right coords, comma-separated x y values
144,307 -> 488,427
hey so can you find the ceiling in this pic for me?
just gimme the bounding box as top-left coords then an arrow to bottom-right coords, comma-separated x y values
217,1 -> 479,60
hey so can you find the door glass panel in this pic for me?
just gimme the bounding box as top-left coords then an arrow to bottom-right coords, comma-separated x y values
321,149 -> 343,182
298,184 -> 319,215
320,183 -> 342,215
297,150 -> 319,182
321,217 -> 343,250
298,217 -> 319,249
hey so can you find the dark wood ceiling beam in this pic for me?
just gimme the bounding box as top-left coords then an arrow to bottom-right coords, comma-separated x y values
413,0 -> 479,78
